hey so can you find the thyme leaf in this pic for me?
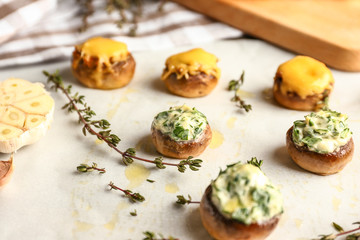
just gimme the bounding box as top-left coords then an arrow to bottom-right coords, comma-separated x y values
154,157 -> 166,169
177,156 -> 202,173
346,233 -> 360,240
77,162 -> 106,173
333,222 -> 344,233
316,89 -> 330,111
130,209 -> 137,216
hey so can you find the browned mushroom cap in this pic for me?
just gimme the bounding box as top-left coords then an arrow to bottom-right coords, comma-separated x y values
286,127 -> 354,175
273,77 -> 333,111
0,154 -> 14,187
200,186 -> 280,240
151,124 -> 212,159
163,72 -> 218,98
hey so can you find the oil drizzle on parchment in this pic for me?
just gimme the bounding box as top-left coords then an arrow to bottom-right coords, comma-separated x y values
209,130 -> 224,149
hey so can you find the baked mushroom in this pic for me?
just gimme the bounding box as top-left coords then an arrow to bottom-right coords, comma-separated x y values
286,109 -> 354,175
161,48 -> 221,98
273,55 -> 334,111
151,105 -> 212,158
200,161 -> 283,240
71,37 -> 136,89
0,154 -> 13,187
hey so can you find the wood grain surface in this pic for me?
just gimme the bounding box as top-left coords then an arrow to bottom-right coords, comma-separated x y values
172,0 -> 360,72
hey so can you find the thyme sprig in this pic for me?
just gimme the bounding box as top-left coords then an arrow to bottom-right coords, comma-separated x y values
176,194 -> 200,205
77,162 -> 106,173
77,0 -> 166,36
109,181 -> 145,202
247,157 -> 263,170
76,0 -> 94,32
106,0 -> 143,36
143,231 -> 178,240
43,70 -> 203,173
228,71 -> 252,112
315,222 -> 360,240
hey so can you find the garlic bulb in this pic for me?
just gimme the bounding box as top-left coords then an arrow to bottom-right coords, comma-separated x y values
0,78 -> 54,153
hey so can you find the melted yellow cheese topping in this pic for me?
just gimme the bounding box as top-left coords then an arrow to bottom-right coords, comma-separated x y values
161,48 -> 221,80
277,56 -> 334,99
76,37 -> 129,66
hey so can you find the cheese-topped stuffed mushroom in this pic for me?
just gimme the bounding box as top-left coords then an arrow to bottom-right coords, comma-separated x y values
71,37 -> 135,89
200,161 -> 283,240
286,109 -> 354,175
161,48 -> 221,98
151,105 -> 212,158
273,56 -> 334,111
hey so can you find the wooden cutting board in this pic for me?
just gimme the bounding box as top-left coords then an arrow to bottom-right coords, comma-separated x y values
171,0 -> 360,72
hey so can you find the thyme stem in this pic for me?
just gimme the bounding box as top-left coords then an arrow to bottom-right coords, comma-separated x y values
336,226 -> 360,236
43,70 -> 202,172
316,222 -> 360,240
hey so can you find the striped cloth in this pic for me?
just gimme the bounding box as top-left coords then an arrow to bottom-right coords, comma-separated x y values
0,0 -> 242,68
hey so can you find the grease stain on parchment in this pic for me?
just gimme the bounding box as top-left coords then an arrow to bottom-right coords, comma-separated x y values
209,130 -> 224,149
107,88 -> 137,120
226,117 -> 237,129
165,183 -> 179,193
125,162 -> 150,189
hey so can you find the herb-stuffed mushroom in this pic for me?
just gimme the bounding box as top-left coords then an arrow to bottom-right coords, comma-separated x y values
286,109 -> 354,175
161,48 -> 220,98
273,56 -> 334,111
71,37 -> 136,90
200,161 -> 283,240
151,105 -> 212,158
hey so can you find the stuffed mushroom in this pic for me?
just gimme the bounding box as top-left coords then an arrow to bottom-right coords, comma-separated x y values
151,105 -> 212,158
200,161 -> 283,240
286,109 -> 354,175
273,56 -> 334,111
161,48 -> 220,98
71,37 -> 136,90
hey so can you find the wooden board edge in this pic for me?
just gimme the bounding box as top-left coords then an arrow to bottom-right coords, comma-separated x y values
172,0 -> 360,72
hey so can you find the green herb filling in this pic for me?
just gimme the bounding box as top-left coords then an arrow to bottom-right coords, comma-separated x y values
292,109 -> 352,154
211,162 -> 283,225
152,105 -> 208,141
